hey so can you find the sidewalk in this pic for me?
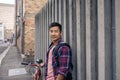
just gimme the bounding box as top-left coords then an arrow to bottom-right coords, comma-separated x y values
0,45 -> 32,80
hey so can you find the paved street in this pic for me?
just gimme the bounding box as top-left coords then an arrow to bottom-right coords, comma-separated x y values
0,45 -> 32,80
0,41 -> 9,55
0,46 -> 7,55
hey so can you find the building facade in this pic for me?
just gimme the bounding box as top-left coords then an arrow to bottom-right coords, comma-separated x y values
0,3 -> 15,39
23,0 -> 47,53
0,22 -> 5,41
15,0 -> 47,54
35,0 -> 120,80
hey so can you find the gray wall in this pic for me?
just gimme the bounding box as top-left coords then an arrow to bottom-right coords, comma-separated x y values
35,0 -> 119,80
115,0 -> 120,80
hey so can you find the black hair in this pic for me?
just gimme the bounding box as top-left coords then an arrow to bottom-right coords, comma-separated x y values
49,22 -> 62,32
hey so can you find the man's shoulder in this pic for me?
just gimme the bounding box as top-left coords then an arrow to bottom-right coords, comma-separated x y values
59,42 -> 70,46
55,42 -> 71,53
57,42 -> 70,49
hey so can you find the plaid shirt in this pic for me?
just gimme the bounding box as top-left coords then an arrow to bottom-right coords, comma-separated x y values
45,39 -> 72,80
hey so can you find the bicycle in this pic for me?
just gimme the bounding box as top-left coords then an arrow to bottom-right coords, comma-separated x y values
21,59 -> 43,80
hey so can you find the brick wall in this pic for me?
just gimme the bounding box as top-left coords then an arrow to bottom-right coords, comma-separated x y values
23,0 -> 47,53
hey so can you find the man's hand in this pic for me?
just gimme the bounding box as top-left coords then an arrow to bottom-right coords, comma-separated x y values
56,74 -> 64,80
40,62 -> 45,68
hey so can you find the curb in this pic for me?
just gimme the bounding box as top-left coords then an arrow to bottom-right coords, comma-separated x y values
0,45 -> 11,65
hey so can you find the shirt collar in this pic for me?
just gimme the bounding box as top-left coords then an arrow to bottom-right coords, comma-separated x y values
49,38 -> 63,48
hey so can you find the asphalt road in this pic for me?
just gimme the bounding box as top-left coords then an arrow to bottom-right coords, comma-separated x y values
0,41 -> 9,55
0,46 -> 32,80
0,46 -> 7,55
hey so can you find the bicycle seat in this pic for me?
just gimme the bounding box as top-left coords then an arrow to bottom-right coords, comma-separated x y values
36,59 -> 43,64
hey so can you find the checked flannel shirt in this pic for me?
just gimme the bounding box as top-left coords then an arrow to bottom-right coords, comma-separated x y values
45,39 -> 72,80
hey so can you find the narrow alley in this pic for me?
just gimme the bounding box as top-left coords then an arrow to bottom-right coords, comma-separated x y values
0,43 -> 32,80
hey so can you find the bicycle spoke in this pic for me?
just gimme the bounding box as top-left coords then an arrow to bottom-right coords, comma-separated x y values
29,66 -> 37,75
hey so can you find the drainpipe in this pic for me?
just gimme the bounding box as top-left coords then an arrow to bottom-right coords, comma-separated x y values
21,0 -> 24,54
15,0 -> 17,46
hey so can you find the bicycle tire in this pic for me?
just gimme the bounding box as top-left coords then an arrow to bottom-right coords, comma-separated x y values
25,64 -> 31,74
29,66 -> 36,75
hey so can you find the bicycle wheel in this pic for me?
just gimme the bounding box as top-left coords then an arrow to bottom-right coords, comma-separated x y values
25,64 -> 31,73
29,66 -> 36,75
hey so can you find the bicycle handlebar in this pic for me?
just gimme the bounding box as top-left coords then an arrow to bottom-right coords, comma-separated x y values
21,59 -> 43,65
21,62 -> 29,65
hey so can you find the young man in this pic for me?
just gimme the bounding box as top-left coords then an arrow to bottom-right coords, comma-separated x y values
41,22 -> 73,80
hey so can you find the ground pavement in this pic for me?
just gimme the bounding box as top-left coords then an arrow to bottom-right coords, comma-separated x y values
0,45 -> 32,80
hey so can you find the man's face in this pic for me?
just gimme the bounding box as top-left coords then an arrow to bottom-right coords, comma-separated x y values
49,26 -> 62,42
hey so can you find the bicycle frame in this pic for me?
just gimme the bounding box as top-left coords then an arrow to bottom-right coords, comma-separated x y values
31,64 -> 41,80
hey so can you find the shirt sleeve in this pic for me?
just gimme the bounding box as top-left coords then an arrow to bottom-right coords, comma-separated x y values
57,46 -> 71,77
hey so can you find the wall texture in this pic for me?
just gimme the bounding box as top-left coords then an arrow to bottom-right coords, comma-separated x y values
16,0 -> 47,54
35,0 -> 119,80
115,0 -> 120,80
23,0 -> 47,53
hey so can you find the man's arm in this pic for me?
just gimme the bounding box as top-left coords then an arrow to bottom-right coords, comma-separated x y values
57,46 -> 71,79
40,62 -> 45,68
